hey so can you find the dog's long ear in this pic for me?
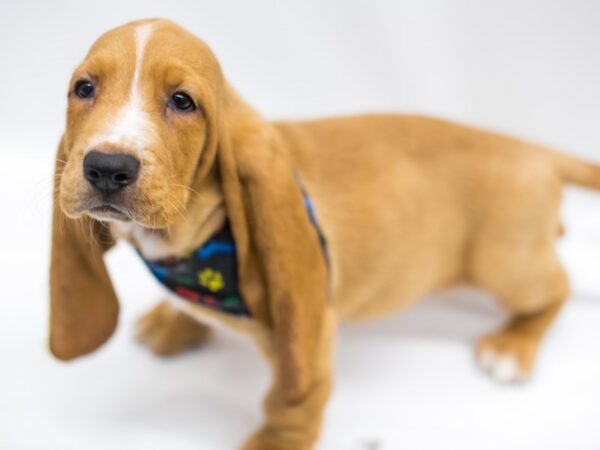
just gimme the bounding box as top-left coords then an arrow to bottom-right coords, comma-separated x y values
217,88 -> 329,402
49,138 -> 119,360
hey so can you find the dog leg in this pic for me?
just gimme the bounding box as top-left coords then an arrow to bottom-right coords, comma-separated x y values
477,300 -> 565,382
136,300 -> 212,356
476,266 -> 569,383
242,310 -> 335,450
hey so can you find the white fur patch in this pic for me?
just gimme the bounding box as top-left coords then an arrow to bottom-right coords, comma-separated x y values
111,222 -> 172,259
477,349 -> 528,383
131,225 -> 172,260
88,23 -> 156,155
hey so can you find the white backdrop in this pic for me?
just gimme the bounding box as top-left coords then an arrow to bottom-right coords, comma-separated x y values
1,0 -> 600,159
1,2 -> 600,450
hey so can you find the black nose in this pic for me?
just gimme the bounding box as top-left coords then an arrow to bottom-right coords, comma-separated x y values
83,151 -> 140,195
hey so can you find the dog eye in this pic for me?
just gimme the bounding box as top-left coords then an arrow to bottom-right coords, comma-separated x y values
170,92 -> 196,112
74,80 -> 95,99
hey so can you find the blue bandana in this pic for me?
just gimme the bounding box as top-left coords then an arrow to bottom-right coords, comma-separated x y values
140,193 -> 326,317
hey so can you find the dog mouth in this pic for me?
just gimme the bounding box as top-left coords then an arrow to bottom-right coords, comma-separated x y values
86,203 -> 131,222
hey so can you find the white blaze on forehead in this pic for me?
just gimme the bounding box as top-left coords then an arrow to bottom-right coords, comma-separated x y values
89,23 -> 155,154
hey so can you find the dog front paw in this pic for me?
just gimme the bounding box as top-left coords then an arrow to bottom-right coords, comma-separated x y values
136,300 -> 212,356
476,331 -> 538,383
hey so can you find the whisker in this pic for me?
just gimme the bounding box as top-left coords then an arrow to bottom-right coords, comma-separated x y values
169,182 -> 202,197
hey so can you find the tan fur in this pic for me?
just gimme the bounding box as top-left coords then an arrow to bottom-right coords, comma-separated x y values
50,19 -> 600,449
136,300 -> 212,355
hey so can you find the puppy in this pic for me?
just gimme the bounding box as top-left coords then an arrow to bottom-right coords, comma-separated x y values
50,19 -> 600,450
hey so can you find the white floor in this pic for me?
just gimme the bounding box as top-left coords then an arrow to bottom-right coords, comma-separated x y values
2,153 -> 600,450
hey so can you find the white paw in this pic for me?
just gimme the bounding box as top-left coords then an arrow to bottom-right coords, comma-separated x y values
477,349 -> 528,383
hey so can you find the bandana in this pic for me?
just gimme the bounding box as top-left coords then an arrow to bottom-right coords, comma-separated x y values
139,192 -> 327,317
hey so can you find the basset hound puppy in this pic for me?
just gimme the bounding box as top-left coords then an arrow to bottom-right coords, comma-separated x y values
50,19 -> 600,450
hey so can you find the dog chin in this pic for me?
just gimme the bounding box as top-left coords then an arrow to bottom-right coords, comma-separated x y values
85,204 -> 132,223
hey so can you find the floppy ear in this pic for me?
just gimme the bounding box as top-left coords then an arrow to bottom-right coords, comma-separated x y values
217,89 -> 329,402
49,138 -> 119,360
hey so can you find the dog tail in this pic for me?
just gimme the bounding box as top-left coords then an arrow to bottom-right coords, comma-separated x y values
550,151 -> 600,190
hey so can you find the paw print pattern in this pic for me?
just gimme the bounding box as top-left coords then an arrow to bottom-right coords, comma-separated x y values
198,268 -> 225,292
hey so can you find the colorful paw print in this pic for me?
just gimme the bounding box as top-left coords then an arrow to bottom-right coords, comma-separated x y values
198,268 -> 225,292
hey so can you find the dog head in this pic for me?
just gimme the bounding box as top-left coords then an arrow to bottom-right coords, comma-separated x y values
59,19 -> 222,227
52,20 -> 328,402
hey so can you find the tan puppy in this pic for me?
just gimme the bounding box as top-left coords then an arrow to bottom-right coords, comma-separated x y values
50,19 -> 600,450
